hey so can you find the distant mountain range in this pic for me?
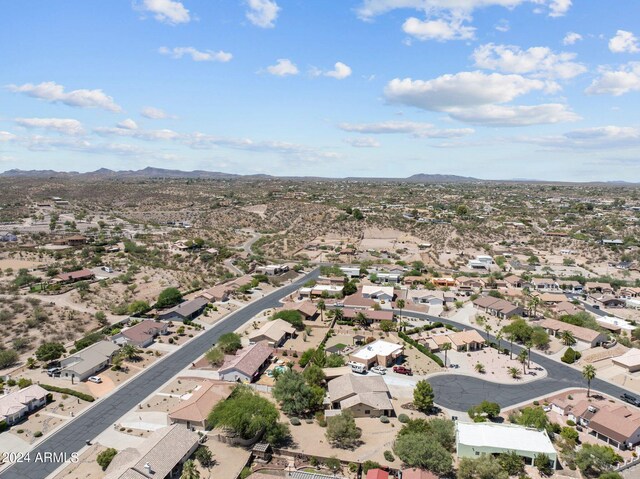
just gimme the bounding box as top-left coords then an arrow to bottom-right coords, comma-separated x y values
0,167 -> 635,185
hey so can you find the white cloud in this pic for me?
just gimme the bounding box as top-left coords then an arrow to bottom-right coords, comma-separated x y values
547,0 -> 571,17
344,137 -> 381,148
586,62 -> 640,96
520,125 -> 640,149
159,46 -> 232,62
246,0 -> 280,28
356,1 -> 571,21
15,118 -> 85,136
266,59 -> 299,76
0,131 -> 16,142
563,31 -> 582,45
324,62 -> 353,79
446,103 -> 580,126
609,30 -> 640,53
138,0 -> 190,25
385,71 -> 545,110
6,81 -> 122,112
117,119 -> 139,130
338,120 -> 474,137
472,43 -> 586,80
495,19 -> 510,32
141,106 -> 172,119
402,15 -> 475,41
94,122 -> 180,141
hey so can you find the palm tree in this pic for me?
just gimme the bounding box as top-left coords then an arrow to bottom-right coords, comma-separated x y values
528,296 -> 541,318
583,364 -> 597,398
518,349 -> 528,374
119,343 -> 140,361
484,324 -> 493,342
496,330 -> 503,351
561,330 -> 576,346
505,331 -> 515,360
333,308 -> 343,322
355,312 -> 369,327
441,342 -> 452,368
317,299 -> 326,322
396,299 -> 405,325
525,340 -> 533,370
180,460 -> 200,479
508,367 -> 521,379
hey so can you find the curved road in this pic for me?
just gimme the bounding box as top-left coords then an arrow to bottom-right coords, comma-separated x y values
401,310 -> 637,411
0,269 -> 319,479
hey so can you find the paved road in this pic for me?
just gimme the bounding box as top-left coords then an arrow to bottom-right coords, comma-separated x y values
0,269 -> 319,479
401,310 -> 639,411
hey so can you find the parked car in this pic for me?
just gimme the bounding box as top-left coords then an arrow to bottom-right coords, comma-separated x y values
102,266 -> 113,273
46,367 -> 61,377
621,393 -> 640,407
87,376 -> 102,384
392,366 -> 413,376
371,366 -> 386,375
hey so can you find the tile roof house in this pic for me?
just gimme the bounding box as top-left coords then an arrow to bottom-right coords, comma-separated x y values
168,381 -> 234,430
571,400 -> 640,449
112,320 -> 168,347
366,469 -> 389,479
218,342 -> 273,383
0,385 -> 48,425
60,341 -> 120,381
419,329 -> 486,352
248,319 -> 296,347
554,301 -> 583,317
539,318 -> 608,347
504,275 -> 523,288
278,301 -> 318,320
472,296 -> 523,319
55,269 -> 95,283
327,374 -> 393,418
157,297 -> 209,322
612,348 -> 640,372
104,424 -> 200,479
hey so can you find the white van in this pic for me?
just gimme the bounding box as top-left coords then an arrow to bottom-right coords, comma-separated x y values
348,361 -> 366,374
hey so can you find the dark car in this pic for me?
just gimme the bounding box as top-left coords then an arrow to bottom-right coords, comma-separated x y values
392,366 -> 413,376
621,393 -> 640,406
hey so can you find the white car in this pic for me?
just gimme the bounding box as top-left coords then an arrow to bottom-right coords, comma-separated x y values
87,376 -> 102,384
371,366 -> 387,375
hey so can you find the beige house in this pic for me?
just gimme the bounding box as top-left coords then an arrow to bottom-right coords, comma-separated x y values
168,381 -> 234,430
248,319 -> 296,347
0,385 -> 48,425
539,318 -> 608,347
60,341 -> 120,381
420,329 -> 486,352
104,424 -> 200,479
349,339 -> 403,369
327,374 -> 393,418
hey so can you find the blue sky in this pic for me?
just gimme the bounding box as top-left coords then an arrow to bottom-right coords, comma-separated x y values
1,0 -> 640,180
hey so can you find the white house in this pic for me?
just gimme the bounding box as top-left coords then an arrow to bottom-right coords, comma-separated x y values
361,285 -> 394,302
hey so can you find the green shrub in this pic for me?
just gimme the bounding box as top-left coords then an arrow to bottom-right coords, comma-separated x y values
33,431 -> 42,438
290,417 -> 301,426
40,384 -> 95,402
96,448 -> 118,470
380,415 -> 390,423
566,419 -> 576,426
0,420 -> 8,432
398,413 -> 410,423
384,450 -> 395,462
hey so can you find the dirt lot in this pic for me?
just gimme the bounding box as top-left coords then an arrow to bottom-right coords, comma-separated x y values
50,443 -> 109,479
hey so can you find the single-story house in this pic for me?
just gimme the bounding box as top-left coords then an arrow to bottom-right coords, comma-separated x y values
539,318 -> 608,347
104,424 -> 200,479
407,290 -> 454,306
504,275 -> 522,288
349,339 -> 403,369
531,278 -> 560,291
420,329 -> 486,352
591,295 -> 626,309
558,280 -> 583,293
472,296 -> 524,319
571,400 -> 640,450
112,320 -> 168,347
612,349 -> 640,373
366,469 -> 389,479
374,272 -> 402,284
431,277 -> 456,287
361,285 -> 395,302
340,266 -> 361,278
585,282 -> 614,294
168,381 -> 234,430
157,297 -> 208,322
327,374 -> 393,418
56,269 -> 95,283
456,422 -> 557,469
554,301 -> 583,317
199,284 -> 234,302
217,342 -> 273,383
455,276 -> 485,292
60,341 -> 120,381
248,319 -> 296,347
279,301 -> 318,320
537,292 -> 569,304
0,385 -> 49,425
256,264 -> 289,276
298,284 -> 344,298
343,293 -> 376,310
